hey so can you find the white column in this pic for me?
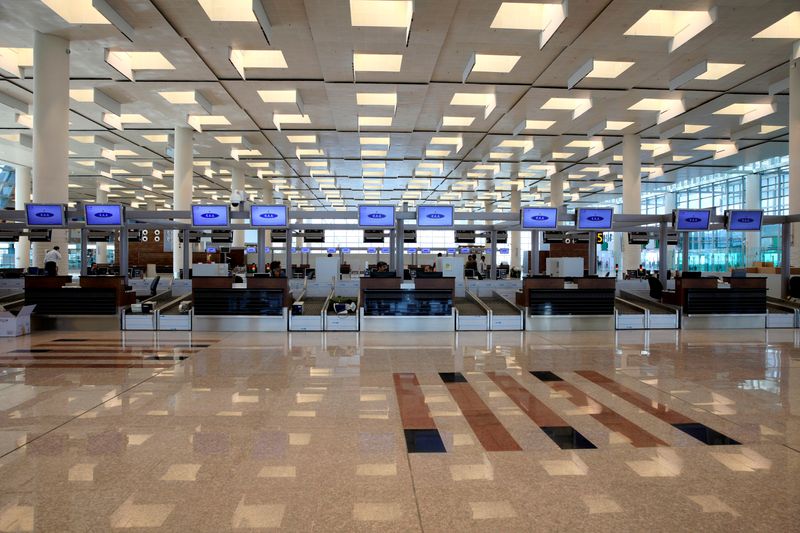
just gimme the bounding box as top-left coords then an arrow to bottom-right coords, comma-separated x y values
172,126 -> 193,277
664,191 -> 676,270
263,181 -> 274,246
95,182 -> 109,264
622,134 -> 642,272
231,166 -> 245,247
32,32 -> 69,273
790,57 -> 800,267
510,186 -> 521,268
13,165 -> 31,269
550,175 -> 564,208
745,173 -> 760,267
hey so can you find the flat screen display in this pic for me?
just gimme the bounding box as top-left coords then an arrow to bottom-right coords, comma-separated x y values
358,205 -> 395,228
301,247 -> 310,253
726,210 -> 763,231
25,204 -> 66,227
407,248 -> 417,253
404,230 -> 417,243
342,248 -> 351,254
421,248 -> 431,254
447,248 -> 455,254
85,204 -> 124,226
206,247 -> 217,253
250,205 -> 288,227
367,247 -> 377,254
674,209 -> 711,231
576,208 -> 613,230
521,207 -> 558,229
327,248 -> 336,254
191,204 -> 230,227
417,205 -> 454,227
245,246 -> 257,253
460,247 -> 470,254
380,247 -> 390,254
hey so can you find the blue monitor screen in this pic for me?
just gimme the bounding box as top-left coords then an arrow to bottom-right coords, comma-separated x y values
521,207 -> 558,229
26,204 -> 66,227
245,246 -> 257,253
327,247 -> 336,254
342,248 -> 351,254
291,247 -> 297,253
674,209 -> 710,231
421,248 -> 431,254
576,208 -> 614,230
727,210 -> 763,231
499,248 -> 509,254
264,247 -> 270,253
359,205 -> 395,228
192,204 -> 230,227
447,248 -> 455,254
381,247 -> 390,254
417,205 -> 454,227
460,247 -> 470,254
301,247 -> 310,253
367,247 -> 377,253
85,204 -> 123,226
407,248 -> 417,253
250,205 -> 287,227
206,247 -> 217,253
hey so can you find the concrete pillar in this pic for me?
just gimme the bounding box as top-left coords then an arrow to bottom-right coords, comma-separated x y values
622,134 -> 642,272
550,175 -> 564,208
13,165 -> 31,269
32,32 -> 69,273
172,126 -> 193,277
484,201 -> 494,277
790,57 -> 800,267
95,182 -> 109,264
745,173 -> 760,267
510,187 -> 521,268
231,166 -> 245,247
664,192 -> 676,270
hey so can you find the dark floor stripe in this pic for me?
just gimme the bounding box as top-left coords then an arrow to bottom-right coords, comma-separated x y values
0,363 -> 174,368
486,372 -> 596,450
530,371 -> 563,382
0,355 -> 188,361
575,371 -> 740,446
404,429 -> 446,453
393,373 -> 445,453
441,373 -> 522,452
531,371 -> 668,448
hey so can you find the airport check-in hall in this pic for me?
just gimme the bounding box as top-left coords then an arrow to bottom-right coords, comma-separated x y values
0,0 -> 799,531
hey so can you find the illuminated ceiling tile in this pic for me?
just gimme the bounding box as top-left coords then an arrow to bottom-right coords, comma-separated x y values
684,124 -> 710,134
187,114 -> 231,132
672,155 -> 692,162
230,49 -> 288,79
356,92 -> 398,107
490,151 -> 514,159
360,137 -> 391,148
605,121 -> 634,131
0,47 -> 33,77
142,134 -> 168,143
426,149 -> 450,157
214,135 -> 243,144
272,113 -> 311,131
520,119 -> 556,132
105,51 -> 174,80
115,149 -> 138,156
695,63 -> 745,80
120,114 -> 150,124
70,135 -> 95,143
628,98 -> 685,124
713,102 -> 776,124
198,0 -> 257,21
303,161 -> 328,168
693,143 -> 738,159
258,89 -> 299,103
69,89 -> 94,102
232,148 -> 262,160
358,116 -> 393,127
641,142 -> 671,157
350,0 -> 413,39
157,91 -> 211,113
471,53 -> 520,73
759,125 -> 785,134
550,152 -> 574,159
450,92 -> 496,119
353,53 -> 403,72
442,116 -> 475,127
362,162 -> 386,169
753,11 -> 800,39
541,97 -> 592,120
624,9 -> 717,53
296,148 -> 324,158
287,135 -> 317,144
568,59 -> 634,88
490,1 -> 568,49
42,0 -> 110,23
362,149 -> 388,157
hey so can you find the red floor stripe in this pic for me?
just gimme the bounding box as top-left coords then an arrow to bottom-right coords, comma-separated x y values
444,379 -> 522,452
393,373 -> 436,429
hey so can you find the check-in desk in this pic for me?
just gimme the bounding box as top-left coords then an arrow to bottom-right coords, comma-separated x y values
191,276 -> 290,331
360,277 -> 455,331
25,275 -> 133,330
678,276 -> 768,329
520,277 -> 615,331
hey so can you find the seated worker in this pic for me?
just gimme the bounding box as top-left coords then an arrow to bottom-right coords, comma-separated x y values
465,254 -> 478,271
375,261 -> 389,273
269,260 -> 283,277
422,264 -> 433,273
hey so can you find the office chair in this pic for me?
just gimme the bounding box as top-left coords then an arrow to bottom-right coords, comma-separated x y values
149,276 -> 161,296
788,277 -> 800,300
647,276 -> 663,300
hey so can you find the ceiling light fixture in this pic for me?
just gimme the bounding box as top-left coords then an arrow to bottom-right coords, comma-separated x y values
187,114 -> 231,132
450,92 -> 496,119
541,97 -> 592,119
713,102 -> 776,124
624,9 -> 717,53
568,59 -> 635,88
353,52 -> 403,73
104,50 -> 174,81
158,90 -> 213,113
463,53 -> 520,81
229,49 -> 288,79
490,1 -> 568,49
349,0 -> 414,45
753,11 -> 800,39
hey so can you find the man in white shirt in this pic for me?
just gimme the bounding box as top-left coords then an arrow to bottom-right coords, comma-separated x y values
44,246 -> 61,276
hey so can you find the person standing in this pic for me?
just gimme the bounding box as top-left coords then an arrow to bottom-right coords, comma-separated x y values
44,246 -> 62,276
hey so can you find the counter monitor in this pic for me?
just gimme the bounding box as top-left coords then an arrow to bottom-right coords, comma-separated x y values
191,204 -> 230,228
576,208 -> 614,230
250,205 -> 288,227
674,209 -> 711,231
358,205 -> 395,228
726,209 -> 763,231
85,204 -> 124,227
25,204 -> 67,227
417,205 -> 454,227
521,207 -> 558,229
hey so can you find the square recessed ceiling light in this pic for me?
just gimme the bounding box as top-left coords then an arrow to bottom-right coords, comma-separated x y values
442,116 -> 475,127
258,89 -> 298,103
353,53 -> 403,72
522,119 -> 556,131
158,91 -> 198,104
624,9 -> 716,52
605,121 -> 634,130
471,54 -> 521,73
358,116 -> 393,127
356,92 -> 397,107
584,60 -> 634,79
360,136 -> 391,146
142,134 -> 168,143
713,102 -> 776,124
287,135 -> 317,144
42,0 -> 110,24
759,125 -> 785,134
628,98 -> 684,123
695,62 -> 745,80
683,124 -> 709,134
214,135 -> 243,144
198,0 -> 257,21
230,49 -> 288,79
541,97 -> 592,119
753,11 -> 800,39
362,149 -> 388,158
187,115 -> 231,132
120,114 -> 150,124
426,149 -> 450,157
106,51 -> 174,75
490,2 -> 567,49
69,89 -> 95,102
273,113 -> 311,130
350,0 -> 413,29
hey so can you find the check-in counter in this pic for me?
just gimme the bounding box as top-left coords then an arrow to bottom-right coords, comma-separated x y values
520,277 -> 615,331
25,275 -> 131,330
673,276 -> 767,329
191,276 -> 289,331
359,277 -> 454,331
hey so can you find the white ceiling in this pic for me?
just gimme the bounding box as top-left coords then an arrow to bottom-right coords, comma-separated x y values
0,0 -> 796,210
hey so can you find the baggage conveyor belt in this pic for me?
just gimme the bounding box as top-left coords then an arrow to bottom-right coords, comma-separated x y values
454,297 -> 485,316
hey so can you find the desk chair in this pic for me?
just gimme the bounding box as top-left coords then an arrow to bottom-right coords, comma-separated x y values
789,277 -> 800,300
149,276 -> 161,296
647,276 -> 664,300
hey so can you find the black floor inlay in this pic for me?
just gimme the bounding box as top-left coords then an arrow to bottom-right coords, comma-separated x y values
146,356 -> 190,361
439,372 -> 467,383
530,371 -> 563,382
541,426 -> 597,450
672,423 -> 740,445
11,349 -> 51,353
52,339 -> 90,342
404,429 -> 446,453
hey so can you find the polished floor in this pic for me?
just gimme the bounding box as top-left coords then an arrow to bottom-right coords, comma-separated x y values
0,329 -> 798,532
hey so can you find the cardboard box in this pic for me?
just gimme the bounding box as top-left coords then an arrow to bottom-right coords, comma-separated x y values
0,305 -> 35,337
